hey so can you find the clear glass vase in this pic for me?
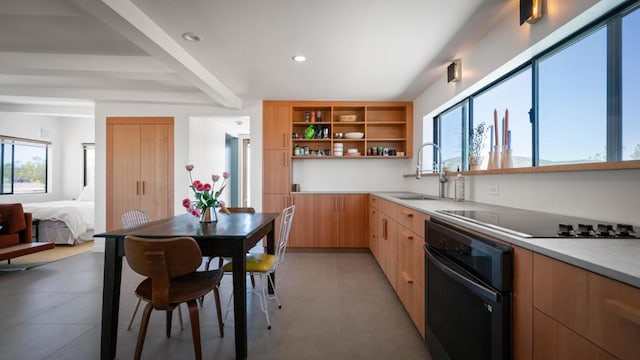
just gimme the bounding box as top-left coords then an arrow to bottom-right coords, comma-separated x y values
200,206 -> 218,223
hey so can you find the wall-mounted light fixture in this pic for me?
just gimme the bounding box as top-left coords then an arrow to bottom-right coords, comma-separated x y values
520,0 -> 542,25
447,59 -> 461,83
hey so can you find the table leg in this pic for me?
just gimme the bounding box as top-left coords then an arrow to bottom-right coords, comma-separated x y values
266,220 -> 276,294
101,239 -> 123,360
232,241 -> 248,359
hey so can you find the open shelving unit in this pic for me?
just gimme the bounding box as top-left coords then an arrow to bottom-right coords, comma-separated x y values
289,102 -> 412,159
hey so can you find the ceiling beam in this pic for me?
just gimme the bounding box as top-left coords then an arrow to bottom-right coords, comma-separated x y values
74,0 -> 242,109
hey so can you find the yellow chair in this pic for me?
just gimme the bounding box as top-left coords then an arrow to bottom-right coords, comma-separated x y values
124,236 -> 224,360
222,205 -> 295,329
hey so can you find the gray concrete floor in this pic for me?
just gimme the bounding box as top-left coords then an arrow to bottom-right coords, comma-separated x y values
0,250 -> 430,360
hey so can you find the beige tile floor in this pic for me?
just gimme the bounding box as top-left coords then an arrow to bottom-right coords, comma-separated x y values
0,250 -> 430,360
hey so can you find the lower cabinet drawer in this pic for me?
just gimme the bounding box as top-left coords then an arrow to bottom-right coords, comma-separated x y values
587,272 -> 640,360
397,226 -> 424,286
396,263 -> 425,338
533,309 -> 615,360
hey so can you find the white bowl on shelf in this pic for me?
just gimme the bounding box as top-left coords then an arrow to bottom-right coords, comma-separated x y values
344,132 -> 364,139
347,148 -> 358,154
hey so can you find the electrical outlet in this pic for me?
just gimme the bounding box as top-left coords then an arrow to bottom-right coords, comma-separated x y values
488,185 -> 499,196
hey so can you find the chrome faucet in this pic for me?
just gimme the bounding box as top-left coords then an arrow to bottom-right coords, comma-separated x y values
416,142 -> 448,198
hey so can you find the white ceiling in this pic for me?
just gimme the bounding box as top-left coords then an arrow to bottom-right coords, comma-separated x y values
0,0 -> 511,113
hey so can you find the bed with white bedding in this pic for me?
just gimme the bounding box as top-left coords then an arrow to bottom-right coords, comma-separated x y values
22,186 -> 95,245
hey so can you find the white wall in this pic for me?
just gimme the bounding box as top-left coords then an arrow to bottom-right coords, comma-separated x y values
0,112 -> 93,204
407,0 -> 640,225
93,101 -> 262,250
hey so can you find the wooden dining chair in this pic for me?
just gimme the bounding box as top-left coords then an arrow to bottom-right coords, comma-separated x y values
121,209 -> 185,331
222,205 -> 295,329
124,235 -> 224,360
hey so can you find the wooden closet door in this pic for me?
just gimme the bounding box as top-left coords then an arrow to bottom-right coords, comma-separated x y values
139,123 -> 174,222
107,123 -> 141,230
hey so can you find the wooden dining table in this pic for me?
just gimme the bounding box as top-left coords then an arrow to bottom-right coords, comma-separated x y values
95,212 -> 278,360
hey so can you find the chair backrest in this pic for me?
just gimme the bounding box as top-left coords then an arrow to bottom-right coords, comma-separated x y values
274,205 -> 295,268
124,236 -> 203,309
122,209 -> 151,230
226,207 -> 256,214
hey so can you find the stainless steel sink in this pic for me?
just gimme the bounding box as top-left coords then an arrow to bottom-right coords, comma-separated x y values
384,192 -> 436,200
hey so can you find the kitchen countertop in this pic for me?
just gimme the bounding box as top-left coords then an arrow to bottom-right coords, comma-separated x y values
371,192 -> 640,289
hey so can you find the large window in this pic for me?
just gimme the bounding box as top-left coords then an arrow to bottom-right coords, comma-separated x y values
427,2 -> 639,171
1,136 -> 49,194
539,27 -> 607,165
623,8 -> 640,160
472,67 -> 532,168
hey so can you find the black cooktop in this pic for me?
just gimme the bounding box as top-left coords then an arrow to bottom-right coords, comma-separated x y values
437,209 -> 638,239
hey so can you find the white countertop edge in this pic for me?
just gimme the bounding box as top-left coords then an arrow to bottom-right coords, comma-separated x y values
371,192 -> 640,289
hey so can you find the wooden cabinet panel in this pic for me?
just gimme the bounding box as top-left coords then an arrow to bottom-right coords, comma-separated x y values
379,212 -> 397,290
313,195 -> 339,247
263,194 -> 292,239
369,205 -> 379,261
533,309 -> 615,360
289,195 -> 314,248
262,149 -> 290,194
139,123 -> 173,222
339,194 -> 367,248
513,246 -> 533,360
396,266 -> 425,337
533,253 -> 589,334
587,272 -> 640,360
396,206 -> 426,236
396,226 -> 424,286
263,103 -> 290,150
106,118 -> 174,231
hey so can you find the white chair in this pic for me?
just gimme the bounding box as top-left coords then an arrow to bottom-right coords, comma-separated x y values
121,210 -> 185,332
222,205 -> 295,329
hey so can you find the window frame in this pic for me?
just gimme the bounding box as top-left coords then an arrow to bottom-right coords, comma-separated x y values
0,135 -> 50,195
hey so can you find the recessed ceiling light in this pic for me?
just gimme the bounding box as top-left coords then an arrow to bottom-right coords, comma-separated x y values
182,32 -> 202,42
292,55 -> 306,62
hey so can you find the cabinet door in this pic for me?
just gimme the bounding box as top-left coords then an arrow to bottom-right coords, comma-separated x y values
369,205 -> 379,261
313,195 -> 339,247
107,123 -> 141,230
513,246 -> 533,360
339,194 -> 367,248
533,309 -> 615,360
263,149 -> 291,194
263,104 -> 290,150
289,194 -> 314,248
379,213 -> 397,290
139,123 -> 174,222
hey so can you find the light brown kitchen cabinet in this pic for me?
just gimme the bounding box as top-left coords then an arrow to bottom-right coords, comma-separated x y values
313,195 -> 339,248
369,204 -> 380,261
533,253 -> 640,359
262,149 -> 291,194
379,211 -> 397,290
263,193 -> 292,240
396,223 -> 426,337
288,194 -> 314,248
512,246 -> 533,360
106,117 -> 174,230
337,194 -> 367,247
533,309 -> 616,360
263,102 -> 290,150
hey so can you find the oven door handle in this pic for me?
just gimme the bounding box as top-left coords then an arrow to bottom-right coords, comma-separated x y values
424,244 -> 500,303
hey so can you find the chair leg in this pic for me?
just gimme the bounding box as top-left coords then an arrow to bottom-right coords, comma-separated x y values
258,274 -> 271,329
267,273 -> 282,309
166,309 -> 173,338
177,304 -> 184,330
224,291 -> 234,324
186,300 -> 203,360
134,302 -> 154,360
213,286 -> 224,337
127,298 -> 142,330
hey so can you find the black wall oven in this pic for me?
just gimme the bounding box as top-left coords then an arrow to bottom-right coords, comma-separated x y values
425,219 -> 513,360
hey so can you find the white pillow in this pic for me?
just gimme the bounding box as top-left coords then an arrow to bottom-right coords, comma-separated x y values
77,184 -> 94,201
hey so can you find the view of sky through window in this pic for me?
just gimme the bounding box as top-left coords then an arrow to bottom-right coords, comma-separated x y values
623,8 -> 640,160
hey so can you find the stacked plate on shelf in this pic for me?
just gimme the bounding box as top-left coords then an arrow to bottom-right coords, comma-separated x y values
346,148 -> 361,156
333,142 -> 343,156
